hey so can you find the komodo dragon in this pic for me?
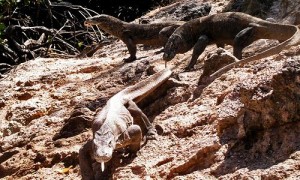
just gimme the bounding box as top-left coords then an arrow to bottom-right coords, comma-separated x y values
163,12 -> 298,70
84,14 -> 183,62
208,24 -> 300,81
79,69 -> 172,180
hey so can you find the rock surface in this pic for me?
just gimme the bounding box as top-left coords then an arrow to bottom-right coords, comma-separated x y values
1,0 -> 300,179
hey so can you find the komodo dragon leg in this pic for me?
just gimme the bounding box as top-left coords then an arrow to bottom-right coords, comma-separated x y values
186,35 -> 210,70
115,124 -> 142,153
126,125 -> 143,152
122,30 -> 137,62
126,99 -> 158,140
233,27 -> 256,59
79,140 -> 94,180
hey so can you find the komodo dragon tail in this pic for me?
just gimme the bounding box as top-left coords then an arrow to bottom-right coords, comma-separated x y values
210,25 -> 300,80
119,68 -> 172,103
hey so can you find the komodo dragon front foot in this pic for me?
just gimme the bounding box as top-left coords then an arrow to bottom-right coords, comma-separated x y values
145,128 -> 158,140
123,56 -> 137,63
118,124 -> 143,153
126,99 -> 158,140
184,66 -> 196,72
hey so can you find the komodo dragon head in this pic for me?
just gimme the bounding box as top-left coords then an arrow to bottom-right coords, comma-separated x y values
85,15 -> 108,27
163,34 -> 185,61
84,14 -> 122,35
92,123 -> 116,168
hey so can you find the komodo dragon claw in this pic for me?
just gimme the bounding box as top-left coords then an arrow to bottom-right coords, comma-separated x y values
146,128 -> 158,140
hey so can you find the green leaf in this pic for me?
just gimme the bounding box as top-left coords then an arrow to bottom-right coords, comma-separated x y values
0,23 -> 5,30
78,41 -> 83,48
0,22 -> 5,44
0,22 -> 5,36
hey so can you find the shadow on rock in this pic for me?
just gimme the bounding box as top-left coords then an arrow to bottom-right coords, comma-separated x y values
214,122 -> 300,176
92,148 -> 140,180
212,59 -> 300,176
53,97 -> 108,141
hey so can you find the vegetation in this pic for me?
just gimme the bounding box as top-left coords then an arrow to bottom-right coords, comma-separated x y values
0,0 -> 175,75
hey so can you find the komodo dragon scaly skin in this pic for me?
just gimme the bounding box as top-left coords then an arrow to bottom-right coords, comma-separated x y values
84,14 -> 183,62
79,69 -> 172,180
163,12 -> 297,70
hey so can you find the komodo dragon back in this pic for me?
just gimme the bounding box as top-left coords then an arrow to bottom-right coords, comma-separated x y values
209,25 -> 300,80
118,68 -> 172,103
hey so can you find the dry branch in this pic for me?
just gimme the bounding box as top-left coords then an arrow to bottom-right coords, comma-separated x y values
0,0 -> 107,75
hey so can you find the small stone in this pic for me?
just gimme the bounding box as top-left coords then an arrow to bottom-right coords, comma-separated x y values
0,99 -> 5,108
15,92 -> 33,100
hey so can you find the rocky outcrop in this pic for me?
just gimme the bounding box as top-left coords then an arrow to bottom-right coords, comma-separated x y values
213,57 -> 300,178
198,48 -> 238,85
1,0 -> 300,179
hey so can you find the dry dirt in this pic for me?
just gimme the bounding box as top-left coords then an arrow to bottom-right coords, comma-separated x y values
1,0 -> 300,179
